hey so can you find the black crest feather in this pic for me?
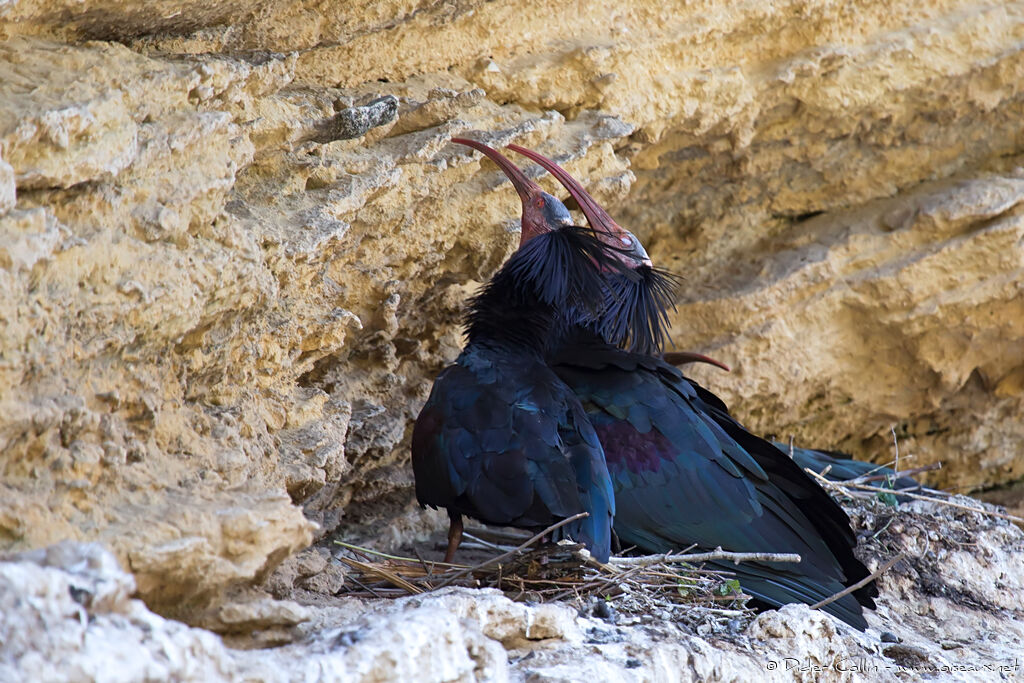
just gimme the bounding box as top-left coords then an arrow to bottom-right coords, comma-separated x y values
595,265 -> 680,355
465,226 -> 641,348
505,226 -> 641,309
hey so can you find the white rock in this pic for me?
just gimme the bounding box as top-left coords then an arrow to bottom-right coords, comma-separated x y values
0,155 -> 14,214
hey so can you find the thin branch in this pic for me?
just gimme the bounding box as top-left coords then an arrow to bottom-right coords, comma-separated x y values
463,526 -> 533,544
839,482 -> 1024,523
334,540 -> 463,568
412,547 -> 435,581
460,532 -> 513,553
433,512 -> 590,589
891,425 -> 900,475
346,573 -> 385,599
810,553 -> 904,610
339,556 -> 423,594
850,462 -> 942,485
609,547 -> 801,568
550,562 -> 647,601
813,453 -> 926,485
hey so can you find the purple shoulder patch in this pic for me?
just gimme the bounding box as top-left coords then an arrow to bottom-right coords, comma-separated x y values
594,420 -> 674,473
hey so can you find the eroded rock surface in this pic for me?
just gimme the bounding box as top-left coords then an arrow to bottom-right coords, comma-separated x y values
1,0 -> 1023,640
3,499 -> 1022,682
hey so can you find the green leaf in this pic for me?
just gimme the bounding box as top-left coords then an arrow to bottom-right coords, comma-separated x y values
876,474 -> 899,507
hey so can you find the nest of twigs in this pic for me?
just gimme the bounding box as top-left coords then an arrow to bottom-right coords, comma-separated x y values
332,515 -> 788,632
334,454 -> 1023,635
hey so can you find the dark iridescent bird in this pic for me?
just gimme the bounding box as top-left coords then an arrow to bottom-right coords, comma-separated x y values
412,138 -> 654,563
660,354 -> 920,494
508,144 -> 878,629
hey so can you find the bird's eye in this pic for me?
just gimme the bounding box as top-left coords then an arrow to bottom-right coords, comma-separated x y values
621,235 -> 634,247
535,197 -> 545,208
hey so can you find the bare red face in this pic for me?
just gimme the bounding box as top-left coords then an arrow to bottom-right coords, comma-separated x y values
452,138 -> 572,246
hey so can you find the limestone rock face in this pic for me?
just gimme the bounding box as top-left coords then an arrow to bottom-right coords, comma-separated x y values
1,0 -> 1023,628
3,500 -> 1023,681
677,172 -> 1024,493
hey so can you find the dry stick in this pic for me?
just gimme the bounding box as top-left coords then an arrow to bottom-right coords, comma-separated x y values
852,462 -> 942,485
550,562 -> 649,601
346,573 -> 385,599
591,543 -> 697,573
412,547 -> 436,584
810,552 -> 905,610
335,540 -> 464,569
609,548 -> 802,568
433,512 -> 590,590
456,541 -> 511,553
339,556 -> 423,594
891,425 -> 900,475
464,526 -> 533,545
803,468 -> 1022,522
643,569 -> 717,581
820,452 -> 922,485
461,532 -> 511,554
805,466 -> 906,499
806,468 -> 893,503
840,482 -> 1024,524
911,486 -> 954,498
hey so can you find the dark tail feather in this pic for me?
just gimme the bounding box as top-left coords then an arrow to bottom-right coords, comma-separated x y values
688,384 -> 878,607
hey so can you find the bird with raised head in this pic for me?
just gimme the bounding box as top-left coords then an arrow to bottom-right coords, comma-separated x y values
411,138 -> 659,564
507,143 -> 879,629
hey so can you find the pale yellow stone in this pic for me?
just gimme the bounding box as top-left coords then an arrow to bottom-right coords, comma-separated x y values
1,0 -> 1022,631
0,155 -> 14,214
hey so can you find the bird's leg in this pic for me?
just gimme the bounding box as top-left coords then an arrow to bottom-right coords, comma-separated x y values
443,510 -> 463,563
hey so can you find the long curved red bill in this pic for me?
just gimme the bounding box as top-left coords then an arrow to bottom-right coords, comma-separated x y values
452,138 -> 540,206
662,351 -> 731,372
506,144 -> 619,235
